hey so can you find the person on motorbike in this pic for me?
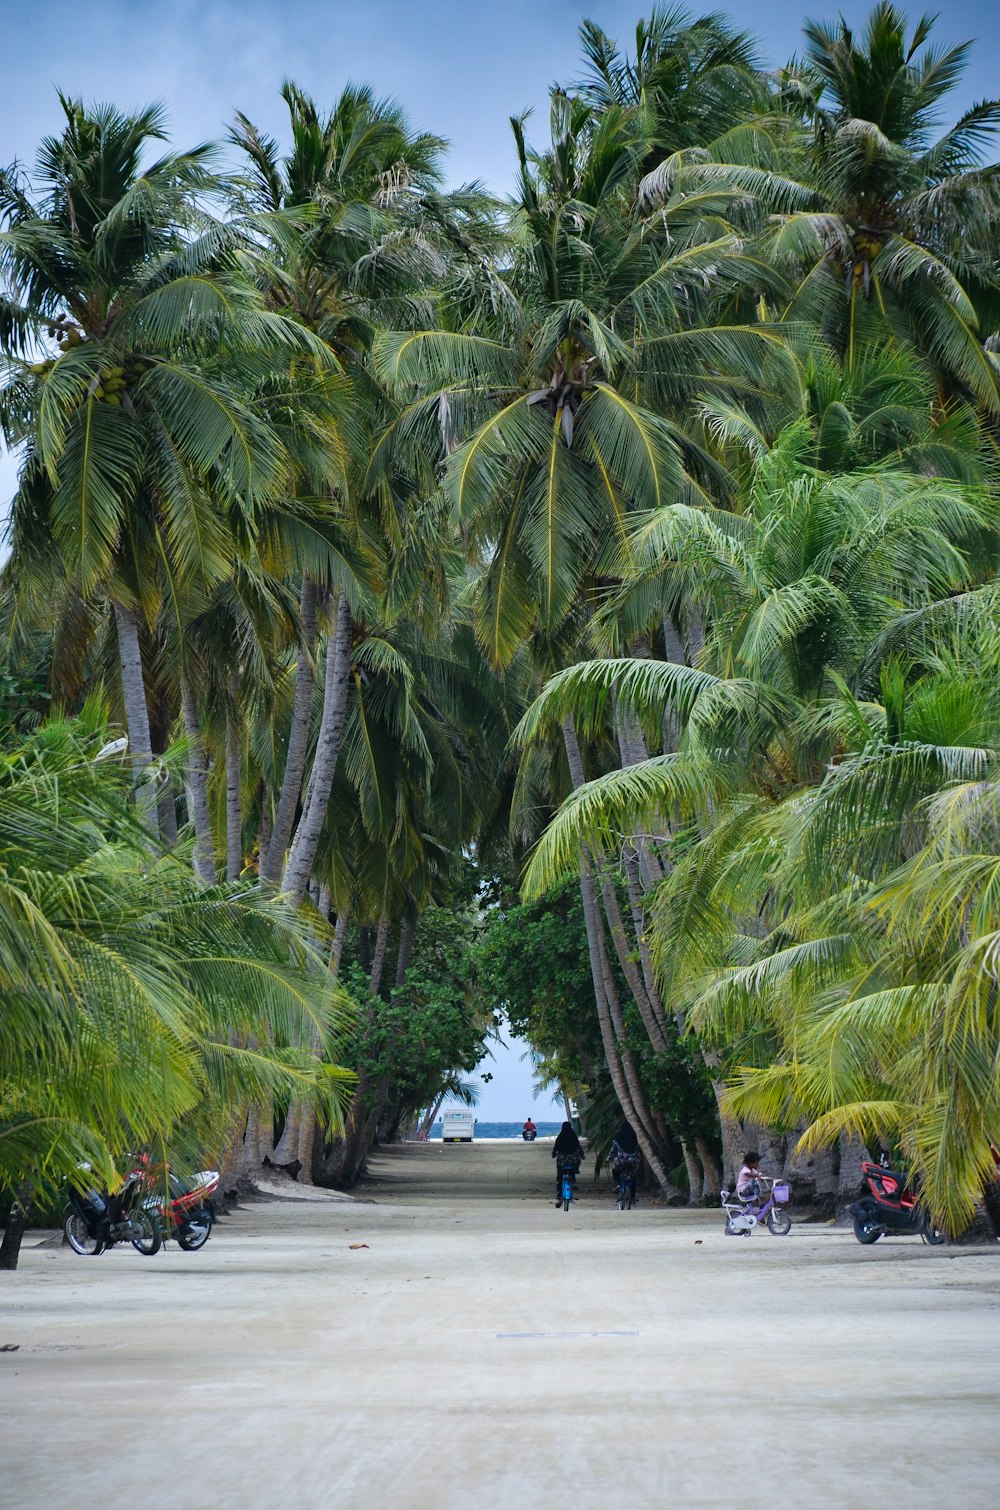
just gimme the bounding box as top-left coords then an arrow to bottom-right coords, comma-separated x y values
552,1120 -> 584,1205
522,1117 -> 537,1141
736,1151 -> 763,1203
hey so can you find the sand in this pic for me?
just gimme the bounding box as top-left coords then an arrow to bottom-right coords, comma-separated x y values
3,1137 -> 999,1509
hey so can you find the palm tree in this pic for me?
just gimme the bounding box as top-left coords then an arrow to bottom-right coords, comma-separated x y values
0,710 -> 355,1268
578,5 -> 769,166
769,5 -> 1000,408
0,98 -> 340,836
634,6 -> 1000,410
374,87 -> 799,668
683,627 -> 1000,1233
229,82 -> 455,901
518,429 -> 992,883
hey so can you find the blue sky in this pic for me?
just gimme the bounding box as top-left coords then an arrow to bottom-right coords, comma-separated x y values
2,1 -> 995,193
461,1023 -> 564,1124
1,0 -> 996,508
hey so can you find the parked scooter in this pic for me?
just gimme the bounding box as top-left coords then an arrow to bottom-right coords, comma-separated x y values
64,1162 -> 161,1257
145,1169 -> 218,1251
849,1160 -> 946,1245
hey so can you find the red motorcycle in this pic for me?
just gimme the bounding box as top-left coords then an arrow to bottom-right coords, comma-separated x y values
849,1160 -> 945,1245
144,1168 -> 219,1251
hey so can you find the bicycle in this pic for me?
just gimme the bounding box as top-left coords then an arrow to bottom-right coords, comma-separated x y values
556,1153 -> 582,1211
721,1174 -> 792,1237
611,1150 -> 639,1210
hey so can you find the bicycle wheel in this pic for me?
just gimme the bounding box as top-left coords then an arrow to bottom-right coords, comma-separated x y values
767,1208 -> 791,1236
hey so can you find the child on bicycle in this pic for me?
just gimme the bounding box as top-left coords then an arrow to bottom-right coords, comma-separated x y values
736,1151 -> 764,1202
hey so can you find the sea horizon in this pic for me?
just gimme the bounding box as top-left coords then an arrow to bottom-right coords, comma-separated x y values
429,1120 -> 562,1140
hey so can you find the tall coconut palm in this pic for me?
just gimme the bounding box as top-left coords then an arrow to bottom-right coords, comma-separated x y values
578,5 -> 769,166
517,431 -> 994,887
757,6 -> 1000,408
229,82 -> 459,900
636,6 -> 1000,409
373,88 -> 800,670
0,98 -> 342,834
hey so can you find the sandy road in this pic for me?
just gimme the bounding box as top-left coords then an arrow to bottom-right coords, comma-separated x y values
3,1138 -> 1000,1509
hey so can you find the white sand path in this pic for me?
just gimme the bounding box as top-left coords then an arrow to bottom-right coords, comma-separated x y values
3,1137 -> 999,1508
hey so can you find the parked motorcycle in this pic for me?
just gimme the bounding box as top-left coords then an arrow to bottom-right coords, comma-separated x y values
849,1160 -> 946,1245
64,1162 -> 161,1257
146,1169 -> 218,1251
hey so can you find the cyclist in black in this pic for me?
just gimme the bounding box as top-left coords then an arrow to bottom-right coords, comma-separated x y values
610,1119 -> 639,1158
609,1119 -> 640,1205
552,1120 -> 584,1205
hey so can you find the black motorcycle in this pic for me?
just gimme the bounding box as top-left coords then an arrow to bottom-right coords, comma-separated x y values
63,1162 -> 162,1257
849,1160 -> 945,1245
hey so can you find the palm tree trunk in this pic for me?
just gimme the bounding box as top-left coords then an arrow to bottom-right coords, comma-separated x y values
695,1135 -> 722,1199
561,716 -> 676,1197
157,788 -> 178,845
681,1140 -> 704,1205
369,911 -> 391,996
420,1086 -> 449,1138
662,612 -> 686,753
597,869 -> 670,1053
282,592 -> 352,907
112,600 -> 158,835
260,576 -> 318,884
395,916 -> 415,988
180,673 -> 216,885
323,907 -> 392,1186
621,847 -> 677,1032
331,912 -> 348,974
0,1180 -> 34,1270
226,664 -> 242,881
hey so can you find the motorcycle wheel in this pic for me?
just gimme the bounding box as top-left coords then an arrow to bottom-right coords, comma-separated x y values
63,1208 -> 103,1256
767,1209 -> 791,1236
130,1211 -> 162,1256
853,1216 -> 883,1244
177,1215 -> 213,1251
921,1221 -> 947,1246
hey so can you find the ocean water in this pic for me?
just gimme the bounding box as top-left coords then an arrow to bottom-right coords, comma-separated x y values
430,1121 -> 561,1140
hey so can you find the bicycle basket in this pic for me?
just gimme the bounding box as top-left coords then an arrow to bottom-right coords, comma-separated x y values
773,1182 -> 790,1204
610,1152 -> 639,1177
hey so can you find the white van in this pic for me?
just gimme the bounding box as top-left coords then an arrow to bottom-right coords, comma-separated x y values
441,1109 -> 475,1142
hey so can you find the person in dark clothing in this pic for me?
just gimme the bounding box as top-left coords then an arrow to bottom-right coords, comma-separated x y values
552,1121 -> 584,1205
611,1120 -> 639,1156
609,1118 -> 641,1202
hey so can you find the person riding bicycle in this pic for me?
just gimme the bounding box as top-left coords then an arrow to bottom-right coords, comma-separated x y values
609,1120 -> 640,1174
736,1151 -> 764,1203
552,1120 -> 584,1206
